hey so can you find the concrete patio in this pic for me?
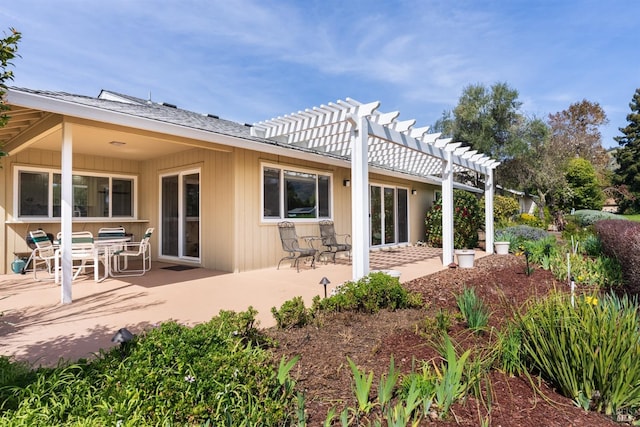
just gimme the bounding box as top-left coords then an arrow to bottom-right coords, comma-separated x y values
0,246 -> 485,367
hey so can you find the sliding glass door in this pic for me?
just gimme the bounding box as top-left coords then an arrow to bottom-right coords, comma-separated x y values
160,169 -> 200,260
370,185 -> 408,247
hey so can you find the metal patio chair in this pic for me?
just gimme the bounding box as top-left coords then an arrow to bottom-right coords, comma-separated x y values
277,221 -> 317,272
318,220 -> 351,264
110,227 -> 154,277
28,230 -> 58,280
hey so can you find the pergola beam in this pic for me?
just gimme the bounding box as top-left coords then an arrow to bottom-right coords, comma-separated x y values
254,97 -> 498,278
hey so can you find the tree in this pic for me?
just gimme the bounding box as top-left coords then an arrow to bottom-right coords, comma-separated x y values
499,118 -> 564,219
451,82 -> 528,162
547,99 -> 609,179
612,88 -> 640,213
0,27 -> 21,157
562,157 -> 604,211
1,28 -> 21,123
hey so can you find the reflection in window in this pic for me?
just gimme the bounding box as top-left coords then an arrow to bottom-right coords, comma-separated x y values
262,165 -> 331,220
17,168 -> 135,219
285,170 -> 316,218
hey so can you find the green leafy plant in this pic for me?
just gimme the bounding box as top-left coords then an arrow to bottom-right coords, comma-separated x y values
517,292 -> 640,415
0,309 -> 300,426
272,296 -> 310,329
433,335 -> 472,417
494,325 -> 523,376
455,287 -> 490,332
311,272 -> 421,315
482,195 -> 520,227
425,189 -> 482,249
347,357 -> 375,415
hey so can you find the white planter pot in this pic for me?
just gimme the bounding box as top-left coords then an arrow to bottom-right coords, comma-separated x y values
494,241 -> 510,255
371,269 -> 401,280
455,249 -> 476,268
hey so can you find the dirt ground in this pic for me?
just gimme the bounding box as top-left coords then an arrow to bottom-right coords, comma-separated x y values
265,254 -> 622,426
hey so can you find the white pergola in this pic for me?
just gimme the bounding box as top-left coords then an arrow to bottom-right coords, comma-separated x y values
252,98 -> 500,280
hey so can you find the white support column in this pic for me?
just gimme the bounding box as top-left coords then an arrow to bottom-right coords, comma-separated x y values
484,167 -> 495,255
442,149 -> 454,265
60,121 -> 73,304
351,115 -> 370,280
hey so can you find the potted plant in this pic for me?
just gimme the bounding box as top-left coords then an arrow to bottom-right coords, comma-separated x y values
494,231 -> 513,255
454,249 -> 476,268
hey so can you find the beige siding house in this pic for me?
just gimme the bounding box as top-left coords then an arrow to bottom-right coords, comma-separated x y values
1,88 -> 497,284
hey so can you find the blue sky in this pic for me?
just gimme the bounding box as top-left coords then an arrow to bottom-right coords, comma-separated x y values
2,0 -> 638,148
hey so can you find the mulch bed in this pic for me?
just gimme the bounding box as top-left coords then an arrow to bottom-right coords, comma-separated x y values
264,254 -> 621,426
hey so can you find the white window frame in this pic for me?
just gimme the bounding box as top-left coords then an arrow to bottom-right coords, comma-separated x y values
13,165 -> 138,220
260,162 -> 333,223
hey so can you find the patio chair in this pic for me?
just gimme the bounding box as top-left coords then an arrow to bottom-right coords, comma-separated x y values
318,220 -> 351,264
110,227 -> 154,277
277,221 -> 317,272
97,227 -> 126,239
55,231 -> 103,282
28,230 -> 58,280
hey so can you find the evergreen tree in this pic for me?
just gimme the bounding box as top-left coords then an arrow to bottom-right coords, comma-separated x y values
613,88 -> 640,213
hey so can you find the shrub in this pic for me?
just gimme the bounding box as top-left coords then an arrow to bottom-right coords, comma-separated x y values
594,219 -> 640,293
581,234 -> 603,257
521,235 -> 558,265
572,209 -> 622,227
493,195 -> 520,225
548,252 -> 622,288
271,296 -> 310,329
425,190 -> 482,249
496,225 -> 549,244
515,212 -> 544,228
311,272 -> 422,314
516,292 -> 640,415
0,309 -> 299,426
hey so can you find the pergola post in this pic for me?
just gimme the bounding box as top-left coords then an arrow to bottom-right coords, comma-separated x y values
484,167 -> 495,254
442,148 -> 454,264
60,121 -> 73,304
351,115 -> 370,280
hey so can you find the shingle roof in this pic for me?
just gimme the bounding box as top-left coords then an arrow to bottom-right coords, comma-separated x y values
7,87 -> 497,185
11,87 -> 254,140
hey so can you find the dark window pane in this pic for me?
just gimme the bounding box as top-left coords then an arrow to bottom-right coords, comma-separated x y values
384,188 -> 395,244
162,175 -> 179,256
318,175 -> 330,218
284,170 -> 316,218
370,186 -> 382,246
397,189 -> 408,243
19,171 -> 48,216
263,168 -> 280,218
112,179 -> 133,216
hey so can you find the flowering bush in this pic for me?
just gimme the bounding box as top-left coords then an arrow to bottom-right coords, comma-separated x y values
496,225 -> 549,243
486,195 -> 520,226
516,212 -> 544,228
425,190 -> 481,249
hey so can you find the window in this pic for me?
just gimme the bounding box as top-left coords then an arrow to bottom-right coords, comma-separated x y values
262,164 -> 331,221
16,167 -> 136,219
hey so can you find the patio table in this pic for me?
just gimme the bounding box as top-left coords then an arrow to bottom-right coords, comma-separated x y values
94,236 -> 132,279
54,236 -> 131,283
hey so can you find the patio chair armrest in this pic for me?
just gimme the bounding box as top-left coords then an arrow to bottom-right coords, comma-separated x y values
336,233 -> 351,244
